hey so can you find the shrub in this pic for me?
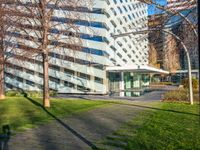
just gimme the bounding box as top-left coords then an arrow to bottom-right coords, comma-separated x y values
49,90 -> 58,97
181,78 -> 199,90
5,90 -> 57,97
163,89 -> 199,103
150,82 -> 173,86
5,90 -> 23,97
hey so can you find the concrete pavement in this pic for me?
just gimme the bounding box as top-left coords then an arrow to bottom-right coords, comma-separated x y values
7,103 -> 144,150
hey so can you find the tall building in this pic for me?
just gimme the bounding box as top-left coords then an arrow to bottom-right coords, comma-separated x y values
5,0 -> 167,96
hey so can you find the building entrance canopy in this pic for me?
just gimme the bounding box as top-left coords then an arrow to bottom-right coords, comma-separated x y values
106,65 -> 169,97
106,65 -> 169,74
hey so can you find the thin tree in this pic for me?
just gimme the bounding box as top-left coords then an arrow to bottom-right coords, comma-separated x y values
0,1 -> 28,99
0,2 -> 5,99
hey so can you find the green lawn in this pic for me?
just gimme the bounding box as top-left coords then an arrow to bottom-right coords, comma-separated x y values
101,102 -> 200,150
0,97 -> 110,133
1,97 -> 199,149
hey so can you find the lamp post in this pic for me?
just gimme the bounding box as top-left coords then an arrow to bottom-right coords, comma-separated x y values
111,28 -> 193,105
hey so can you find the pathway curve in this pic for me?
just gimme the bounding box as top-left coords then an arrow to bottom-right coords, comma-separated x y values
57,85 -> 178,102
8,103 -> 145,150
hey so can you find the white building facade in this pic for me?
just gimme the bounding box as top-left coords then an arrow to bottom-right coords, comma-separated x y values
5,0 -> 151,95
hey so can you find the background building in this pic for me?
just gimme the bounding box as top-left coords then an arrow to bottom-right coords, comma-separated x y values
148,14 -> 166,69
166,0 -> 198,69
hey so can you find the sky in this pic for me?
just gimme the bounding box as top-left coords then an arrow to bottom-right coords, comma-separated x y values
148,0 -> 167,15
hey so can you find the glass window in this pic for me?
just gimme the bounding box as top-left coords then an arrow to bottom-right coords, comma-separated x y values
64,81 -> 75,88
49,76 -> 60,83
17,77 -> 23,82
26,69 -> 34,75
78,73 -> 90,80
26,80 -> 35,86
123,6 -> 128,12
49,65 -> 60,71
95,77 -> 103,84
64,68 -> 74,75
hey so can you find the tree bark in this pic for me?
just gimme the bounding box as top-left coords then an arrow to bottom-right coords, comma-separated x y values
0,58 -> 5,100
43,52 -> 50,107
0,29 -> 5,100
40,0 -> 50,107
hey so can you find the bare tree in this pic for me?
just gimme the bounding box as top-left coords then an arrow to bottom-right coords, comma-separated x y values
10,0 -> 92,107
0,3 -> 5,99
0,1 -> 28,99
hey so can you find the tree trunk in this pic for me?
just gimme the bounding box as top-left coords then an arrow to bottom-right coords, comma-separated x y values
43,53 -> 50,107
39,0 -> 50,107
0,27 -> 5,100
0,59 -> 5,100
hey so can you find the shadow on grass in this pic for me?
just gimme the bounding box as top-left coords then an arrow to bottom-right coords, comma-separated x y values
113,102 -> 200,117
60,96 -> 200,117
54,94 -> 93,101
97,103 -> 200,149
54,95 -> 199,117
18,90 -> 199,150
21,93 -> 99,150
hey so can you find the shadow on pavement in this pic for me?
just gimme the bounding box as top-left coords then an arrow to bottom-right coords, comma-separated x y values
22,94 -> 99,150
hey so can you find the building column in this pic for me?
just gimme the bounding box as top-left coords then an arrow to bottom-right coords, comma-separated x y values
120,72 -> 124,97
74,71 -> 78,90
103,72 -> 109,95
149,73 -> 152,84
90,75 -> 95,93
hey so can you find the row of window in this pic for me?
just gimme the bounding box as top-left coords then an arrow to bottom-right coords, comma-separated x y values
51,16 -> 107,29
50,29 -> 109,43
6,62 -> 104,85
110,3 -> 145,17
5,69 -> 104,92
5,72 -> 92,92
5,33 -> 109,57
109,12 -> 146,31
15,2 -> 104,15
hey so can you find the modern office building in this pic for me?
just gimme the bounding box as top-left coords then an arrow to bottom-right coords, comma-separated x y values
5,0 -> 168,96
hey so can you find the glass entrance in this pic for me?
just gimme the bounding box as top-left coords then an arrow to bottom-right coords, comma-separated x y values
124,72 -> 141,96
108,72 -> 121,96
108,72 -> 151,97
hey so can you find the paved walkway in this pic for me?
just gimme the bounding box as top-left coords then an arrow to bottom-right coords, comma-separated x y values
7,103 -> 145,150
56,86 -> 178,102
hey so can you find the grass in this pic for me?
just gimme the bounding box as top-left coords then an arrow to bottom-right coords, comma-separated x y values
100,102 -> 200,150
0,97 -> 110,133
1,96 -> 199,149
